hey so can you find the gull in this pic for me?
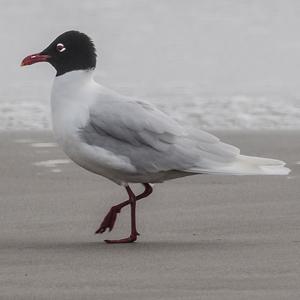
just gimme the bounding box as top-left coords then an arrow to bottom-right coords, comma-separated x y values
21,31 -> 290,243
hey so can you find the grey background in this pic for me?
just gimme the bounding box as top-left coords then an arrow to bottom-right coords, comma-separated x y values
1,0 -> 300,130
3,0 -> 300,96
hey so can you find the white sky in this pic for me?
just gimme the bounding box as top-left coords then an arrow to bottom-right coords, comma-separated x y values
2,0 -> 300,97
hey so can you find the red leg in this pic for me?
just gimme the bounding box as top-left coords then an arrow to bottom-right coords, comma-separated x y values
105,185 -> 139,244
95,183 -> 152,234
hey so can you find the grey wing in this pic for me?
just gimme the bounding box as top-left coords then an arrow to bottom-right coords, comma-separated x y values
88,98 -> 184,152
79,96 -> 240,174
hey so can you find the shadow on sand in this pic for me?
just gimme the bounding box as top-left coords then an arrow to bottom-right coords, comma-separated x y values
0,237 -> 263,254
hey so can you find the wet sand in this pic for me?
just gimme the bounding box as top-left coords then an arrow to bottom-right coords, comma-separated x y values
0,131 -> 300,299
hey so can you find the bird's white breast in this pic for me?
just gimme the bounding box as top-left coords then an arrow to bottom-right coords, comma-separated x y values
50,70 -> 132,184
51,70 -> 96,155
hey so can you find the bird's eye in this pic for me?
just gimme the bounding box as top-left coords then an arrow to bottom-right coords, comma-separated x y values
56,43 -> 66,53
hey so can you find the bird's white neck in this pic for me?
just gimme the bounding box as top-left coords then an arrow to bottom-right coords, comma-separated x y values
50,69 -> 97,144
51,69 -> 98,111
53,70 -> 95,95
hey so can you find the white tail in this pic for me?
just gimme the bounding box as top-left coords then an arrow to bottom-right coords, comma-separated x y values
187,154 -> 290,176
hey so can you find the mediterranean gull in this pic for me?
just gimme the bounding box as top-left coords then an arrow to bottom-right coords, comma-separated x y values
21,31 -> 290,243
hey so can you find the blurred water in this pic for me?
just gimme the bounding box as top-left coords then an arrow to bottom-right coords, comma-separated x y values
1,0 -> 300,130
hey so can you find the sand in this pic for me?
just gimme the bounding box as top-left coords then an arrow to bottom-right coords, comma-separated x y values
0,130 -> 300,300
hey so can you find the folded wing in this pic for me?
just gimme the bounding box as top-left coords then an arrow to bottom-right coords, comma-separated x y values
79,93 -> 290,176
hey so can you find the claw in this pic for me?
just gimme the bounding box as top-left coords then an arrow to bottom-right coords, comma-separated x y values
95,206 -> 121,234
104,234 -> 138,244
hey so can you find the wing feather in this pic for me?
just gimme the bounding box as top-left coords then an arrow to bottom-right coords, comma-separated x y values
88,97 -> 184,151
79,93 -> 241,174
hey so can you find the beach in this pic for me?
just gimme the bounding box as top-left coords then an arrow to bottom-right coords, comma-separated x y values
0,130 -> 299,299
1,1 -> 300,299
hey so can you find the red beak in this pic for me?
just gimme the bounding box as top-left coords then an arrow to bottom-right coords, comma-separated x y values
21,53 -> 50,66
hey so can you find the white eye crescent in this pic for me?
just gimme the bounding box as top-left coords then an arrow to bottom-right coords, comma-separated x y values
56,43 -> 66,53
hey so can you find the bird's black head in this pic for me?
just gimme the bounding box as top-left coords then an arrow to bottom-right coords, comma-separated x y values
21,31 -> 97,76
